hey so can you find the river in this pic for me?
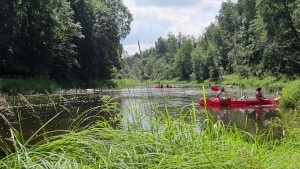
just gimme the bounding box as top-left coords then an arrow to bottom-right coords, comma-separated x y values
0,85 -> 282,154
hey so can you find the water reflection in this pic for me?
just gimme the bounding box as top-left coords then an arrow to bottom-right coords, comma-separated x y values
118,86 -> 204,127
199,105 -> 281,135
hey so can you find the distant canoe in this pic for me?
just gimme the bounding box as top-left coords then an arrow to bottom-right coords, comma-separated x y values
155,86 -> 176,88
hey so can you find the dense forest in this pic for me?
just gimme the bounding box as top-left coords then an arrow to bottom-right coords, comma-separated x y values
124,0 -> 300,82
0,0 -> 132,84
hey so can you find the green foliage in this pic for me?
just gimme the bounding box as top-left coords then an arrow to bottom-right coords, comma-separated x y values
255,0 -> 300,75
219,75 -> 290,94
70,0 -> 133,81
280,80 -> 300,108
174,39 -> 194,80
123,33 -> 190,81
2,0 -> 299,87
0,0 -> 83,79
49,0 -> 83,81
0,0 -> 133,85
125,0 -> 299,82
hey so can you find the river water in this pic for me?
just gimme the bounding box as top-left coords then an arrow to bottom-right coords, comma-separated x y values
118,86 -> 280,133
0,85 -> 282,152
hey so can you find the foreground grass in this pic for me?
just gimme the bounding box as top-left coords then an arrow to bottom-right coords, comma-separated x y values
1,106 -> 300,168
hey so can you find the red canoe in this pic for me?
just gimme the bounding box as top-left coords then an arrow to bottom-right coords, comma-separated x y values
198,97 -> 280,107
155,86 -> 176,88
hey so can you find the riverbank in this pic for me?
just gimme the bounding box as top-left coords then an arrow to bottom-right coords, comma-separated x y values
149,75 -> 293,92
0,78 -> 135,95
1,75 -> 299,107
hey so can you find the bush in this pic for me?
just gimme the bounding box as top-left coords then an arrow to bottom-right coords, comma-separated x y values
280,80 -> 300,108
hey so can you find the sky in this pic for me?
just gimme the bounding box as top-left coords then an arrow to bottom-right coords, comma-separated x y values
121,0 -> 237,56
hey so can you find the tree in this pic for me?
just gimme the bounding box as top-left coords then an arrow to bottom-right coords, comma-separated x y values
0,0 -> 17,76
255,0 -> 300,75
0,0 -> 82,80
216,1 -> 240,73
174,40 -> 194,80
49,0 -> 83,81
70,0 -> 133,81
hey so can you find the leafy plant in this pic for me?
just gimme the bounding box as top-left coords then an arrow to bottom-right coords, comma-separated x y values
280,80 -> 300,108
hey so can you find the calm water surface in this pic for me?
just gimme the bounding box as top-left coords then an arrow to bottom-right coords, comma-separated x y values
118,86 -> 281,133
0,86 -> 281,151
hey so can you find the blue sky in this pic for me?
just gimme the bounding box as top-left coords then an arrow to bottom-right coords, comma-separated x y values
121,0 -> 237,56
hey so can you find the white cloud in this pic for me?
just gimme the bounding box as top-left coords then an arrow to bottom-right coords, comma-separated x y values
121,0 -> 237,55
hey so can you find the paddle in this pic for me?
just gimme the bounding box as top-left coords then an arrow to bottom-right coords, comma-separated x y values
211,86 -> 219,91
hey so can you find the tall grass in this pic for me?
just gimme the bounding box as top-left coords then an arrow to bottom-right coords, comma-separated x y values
219,75 -> 294,92
280,80 -> 300,108
1,91 -> 300,168
111,78 -> 141,88
0,93 -> 119,157
0,78 -> 61,95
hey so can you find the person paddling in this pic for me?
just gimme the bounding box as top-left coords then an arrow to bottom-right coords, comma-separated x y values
256,87 -> 266,100
216,87 -> 230,100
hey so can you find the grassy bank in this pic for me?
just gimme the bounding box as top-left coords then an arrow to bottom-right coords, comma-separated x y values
111,78 -> 141,88
134,75 -> 297,91
0,103 -> 299,168
0,78 -> 61,95
216,75 -> 292,92
0,78 -> 139,95
150,78 -> 200,86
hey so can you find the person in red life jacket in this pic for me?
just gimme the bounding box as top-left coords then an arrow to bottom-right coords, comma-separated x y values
256,87 -> 266,100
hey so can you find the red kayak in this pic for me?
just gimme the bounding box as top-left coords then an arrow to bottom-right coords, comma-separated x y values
155,86 -> 176,88
198,97 -> 280,107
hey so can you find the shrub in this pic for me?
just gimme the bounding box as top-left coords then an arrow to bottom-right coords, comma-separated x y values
280,80 -> 300,108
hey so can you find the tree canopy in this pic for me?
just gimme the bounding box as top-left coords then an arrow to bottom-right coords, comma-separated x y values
0,0 -> 133,85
